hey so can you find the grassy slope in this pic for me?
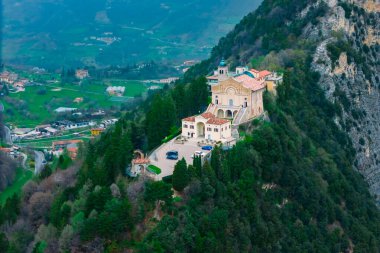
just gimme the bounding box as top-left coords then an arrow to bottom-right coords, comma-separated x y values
0,168 -> 33,206
2,80 -> 148,126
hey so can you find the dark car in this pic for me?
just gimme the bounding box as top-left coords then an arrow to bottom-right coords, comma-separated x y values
201,145 -> 213,151
166,150 -> 178,160
166,150 -> 178,156
166,154 -> 178,160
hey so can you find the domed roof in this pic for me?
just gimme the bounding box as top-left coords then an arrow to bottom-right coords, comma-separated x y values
219,59 -> 226,67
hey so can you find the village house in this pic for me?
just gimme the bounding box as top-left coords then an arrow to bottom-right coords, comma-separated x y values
0,147 -> 19,159
35,125 -> 59,136
73,97 -> 84,103
54,107 -> 78,113
52,140 -> 83,151
75,69 -> 89,80
106,86 -> 125,96
0,71 -> 18,84
52,140 -> 83,159
127,150 -> 151,178
91,128 -> 104,136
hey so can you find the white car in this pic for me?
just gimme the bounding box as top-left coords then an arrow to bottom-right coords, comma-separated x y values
191,151 -> 206,159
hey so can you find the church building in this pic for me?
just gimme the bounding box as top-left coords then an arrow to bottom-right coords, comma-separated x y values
181,59 -> 282,142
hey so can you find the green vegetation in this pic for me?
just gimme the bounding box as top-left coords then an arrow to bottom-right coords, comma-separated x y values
147,165 -> 162,175
161,127 -> 181,144
172,158 -> 189,191
0,168 -> 33,206
2,80 -> 149,127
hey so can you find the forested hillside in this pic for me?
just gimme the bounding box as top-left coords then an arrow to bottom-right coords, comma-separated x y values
0,0 -> 379,252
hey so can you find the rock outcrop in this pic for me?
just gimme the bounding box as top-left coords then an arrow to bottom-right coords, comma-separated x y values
309,0 -> 380,203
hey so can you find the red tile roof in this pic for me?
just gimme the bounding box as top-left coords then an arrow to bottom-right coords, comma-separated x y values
0,148 -> 11,153
133,158 -> 150,164
234,75 -> 266,91
183,116 -> 195,122
259,70 -> 271,78
200,112 -> 215,119
206,118 -> 230,125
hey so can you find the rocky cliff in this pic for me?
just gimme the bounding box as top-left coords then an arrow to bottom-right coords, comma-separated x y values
308,0 -> 380,203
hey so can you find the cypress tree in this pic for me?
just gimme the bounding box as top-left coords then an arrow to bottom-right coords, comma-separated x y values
172,158 -> 189,191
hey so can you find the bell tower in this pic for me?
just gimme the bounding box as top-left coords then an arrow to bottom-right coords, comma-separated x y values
217,59 -> 228,81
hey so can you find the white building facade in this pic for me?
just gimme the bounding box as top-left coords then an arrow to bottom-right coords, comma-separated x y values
182,112 -> 231,141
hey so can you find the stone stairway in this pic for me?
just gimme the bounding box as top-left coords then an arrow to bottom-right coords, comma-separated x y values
206,104 -> 217,114
232,107 -> 247,126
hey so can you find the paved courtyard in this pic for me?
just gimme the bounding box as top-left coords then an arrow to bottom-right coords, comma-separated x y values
149,137 -> 212,180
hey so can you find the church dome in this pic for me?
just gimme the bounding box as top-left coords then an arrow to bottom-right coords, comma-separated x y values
219,59 -> 226,67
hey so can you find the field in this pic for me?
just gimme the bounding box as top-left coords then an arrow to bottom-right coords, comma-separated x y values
2,80 -> 151,127
0,168 -> 33,206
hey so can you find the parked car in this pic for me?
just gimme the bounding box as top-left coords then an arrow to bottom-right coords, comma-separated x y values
166,154 -> 178,160
191,151 -> 206,158
166,150 -> 178,156
166,150 -> 178,160
201,145 -> 213,151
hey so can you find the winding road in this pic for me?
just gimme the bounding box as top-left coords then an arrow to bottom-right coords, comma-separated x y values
0,101 -> 13,145
34,151 -> 45,175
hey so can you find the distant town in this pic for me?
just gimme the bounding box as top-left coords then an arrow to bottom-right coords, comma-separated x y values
0,59 -> 199,175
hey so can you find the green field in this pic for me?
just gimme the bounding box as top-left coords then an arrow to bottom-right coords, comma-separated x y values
2,80 -> 149,127
17,135 -> 91,149
0,168 -> 33,206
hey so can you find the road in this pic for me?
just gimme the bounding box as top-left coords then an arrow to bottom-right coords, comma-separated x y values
4,126 -> 12,145
20,152 -> 28,169
0,101 -> 13,145
34,151 -> 45,175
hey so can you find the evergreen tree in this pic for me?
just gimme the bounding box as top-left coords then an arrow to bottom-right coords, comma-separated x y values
172,158 -> 189,191
171,83 -> 187,120
193,156 -> 202,178
146,94 -> 176,149
187,77 -> 209,114
210,146 -> 222,180
0,233 -> 9,252
120,131 -> 133,173
39,164 -> 52,179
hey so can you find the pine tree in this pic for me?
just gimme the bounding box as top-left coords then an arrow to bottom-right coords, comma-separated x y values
172,158 -> 189,191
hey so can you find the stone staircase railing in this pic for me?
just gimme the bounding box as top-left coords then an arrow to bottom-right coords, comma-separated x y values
233,107 -> 247,125
206,103 -> 217,114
